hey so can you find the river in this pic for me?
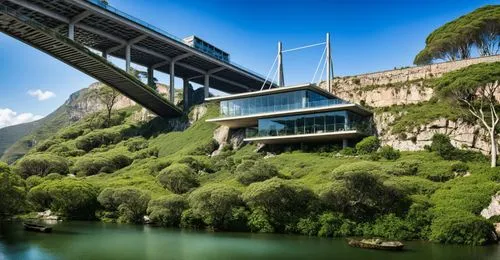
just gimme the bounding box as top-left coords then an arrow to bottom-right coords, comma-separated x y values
1,221 -> 499,260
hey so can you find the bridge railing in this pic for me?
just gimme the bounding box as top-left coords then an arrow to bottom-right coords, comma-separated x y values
86,0 -> 274,84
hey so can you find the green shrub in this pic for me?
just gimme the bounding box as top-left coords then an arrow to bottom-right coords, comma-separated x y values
191,139 -> 219,156
243,178 -> 317,233
339,147 -> 356,156
235,160 -> 279,185
73,156 -> 115,176
188,184 -> 247,231
75,128 -> 123,152
58,127 -> 84,140
147,194 -> 187,227
35,139 -> 62,152
180,209 -> 205,229
157,163 -> 199,194
430,209 -> 494,245
331,161 -> 383,176
247,208 -> 274,233
125,137 -> 148,152
297,217 -> 320,236
97,187 -> 151,223
355,136 -> 380,154
26,175 -> 44,190
44,173 -> 64,180
385,160 -> 420,176
379,145 -> 401,160
109,153 -> 133,169
16,153 -> 69,177
451,162 -> 469,173
27,179 -> 98,220
134,146 -> 159,160
384,176 -> 441,195
323,171 -> 409,221
317,212 -> 356,237
430,133 -> 456,160
178,156 -> 209,173
149,158 -> 172,175
369,214 -> 413,240
0,171 -> 26,217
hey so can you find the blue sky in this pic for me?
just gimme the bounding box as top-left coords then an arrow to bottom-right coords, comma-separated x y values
0,0 -> 496,128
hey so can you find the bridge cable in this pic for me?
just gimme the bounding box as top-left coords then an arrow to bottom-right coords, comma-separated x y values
260,54 -> 279,91
311,45 -> 327,84
282,42 -> 325,53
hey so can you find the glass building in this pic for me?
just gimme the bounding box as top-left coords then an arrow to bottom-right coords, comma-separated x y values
206,84 -> 373,145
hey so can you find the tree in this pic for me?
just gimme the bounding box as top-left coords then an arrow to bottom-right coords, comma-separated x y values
436,62 -> 500,167
97,187 -> 151,223
0,163 -> 26,218
414,5 -> 499,65
147,194 -> 187,227
188,184 -> 245,230
157,163 -> 199,194
92,85 -> 120,128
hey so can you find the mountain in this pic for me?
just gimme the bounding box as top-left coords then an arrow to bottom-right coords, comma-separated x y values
0,121 -> 40,158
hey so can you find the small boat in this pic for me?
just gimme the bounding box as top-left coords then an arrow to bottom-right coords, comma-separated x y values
23,223 -> 53,233
348,238 -> 404,251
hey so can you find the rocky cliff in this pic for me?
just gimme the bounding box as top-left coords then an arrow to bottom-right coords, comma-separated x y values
320,55 -> 500,155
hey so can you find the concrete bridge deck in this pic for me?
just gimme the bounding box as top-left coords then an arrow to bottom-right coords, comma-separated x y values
0,0 -> 274,117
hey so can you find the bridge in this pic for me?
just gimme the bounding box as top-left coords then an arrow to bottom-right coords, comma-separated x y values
0,0 -> 274,117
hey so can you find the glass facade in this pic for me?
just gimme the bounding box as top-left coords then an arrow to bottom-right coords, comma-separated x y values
246,111 -> 371,138
220,90 -> 348,117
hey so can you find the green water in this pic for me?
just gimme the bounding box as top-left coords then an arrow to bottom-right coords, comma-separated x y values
1,221 -> 499,260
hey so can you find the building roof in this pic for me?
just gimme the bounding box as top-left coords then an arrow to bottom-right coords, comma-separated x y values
205,83 -> 341,102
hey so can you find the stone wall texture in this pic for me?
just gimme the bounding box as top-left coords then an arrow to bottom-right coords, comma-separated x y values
319,55 -> 500,155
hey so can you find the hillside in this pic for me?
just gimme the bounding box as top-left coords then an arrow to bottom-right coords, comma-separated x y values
0,121 -> 40,159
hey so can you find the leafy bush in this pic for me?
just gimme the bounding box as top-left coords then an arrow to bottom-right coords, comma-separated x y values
27,179 -> 98,220
331,161 -> 383,176
97,187 -> 151,223
243,178 -> 317,233
35,139 -> 62,152
384,176 -> 441,195
451,162 -> 469,173
339,147 -> 356,156
191,139 -> 219,156
26,175 -> 44,190
430,209 -> 494,245
178,156 -> 209,173
317,212 -> 356,237
430,133 -> 456,160
125,137 -> 148,152
16,153 -> 69,177
75,127 -> 123,152
385,160 -> 420,176
134,146 -> 159,160
44,173 -> 64,180
297,217 -> 320,236
180,209 -> 205,229
58,127 -> 85,140
188,184 -> 247,231
0,170 -> 26,217
368,214 -> 413,240
323,171 -> 409,221
235,160 -> 279,185
147,194 -> 187,227
355,136 -> 380,154
379,145 -> 401,160
157,163 -> 199,194
73,156 -> 114,176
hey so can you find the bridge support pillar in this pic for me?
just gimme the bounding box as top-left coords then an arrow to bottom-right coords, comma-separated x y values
183,79 -> 190,111
204,74 -> 210,99
147,67 -> 155,89
125,44 -> 131,73
68,23 -> 75,40
169,62 -> 175,103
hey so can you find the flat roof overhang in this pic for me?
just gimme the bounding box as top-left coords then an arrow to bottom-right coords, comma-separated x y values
206,103 -> 372,128
244,130 -> 364,144
205,83 -> 339,102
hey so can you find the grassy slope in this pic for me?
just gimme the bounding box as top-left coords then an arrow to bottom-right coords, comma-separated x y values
0,121 -> 39,158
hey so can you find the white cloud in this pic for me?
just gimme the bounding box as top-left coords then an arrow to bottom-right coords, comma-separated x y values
28,89 -> 56,101
0,108 -> 43,129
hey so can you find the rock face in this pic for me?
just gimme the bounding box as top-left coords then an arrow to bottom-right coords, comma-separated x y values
481,193 -> 500,219
317,55 -> 500,154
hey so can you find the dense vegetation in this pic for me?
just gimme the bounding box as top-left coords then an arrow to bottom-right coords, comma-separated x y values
0,98 -> 498,246
414,5 -> 499,65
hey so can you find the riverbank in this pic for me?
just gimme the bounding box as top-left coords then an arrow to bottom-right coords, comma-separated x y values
1,221 -> 500,260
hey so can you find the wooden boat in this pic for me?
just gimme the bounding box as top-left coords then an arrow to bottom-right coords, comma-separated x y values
348,238 -> 404,251
23,223 -> 53,233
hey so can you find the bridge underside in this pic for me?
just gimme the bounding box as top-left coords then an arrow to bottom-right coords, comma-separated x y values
0,5 -> 182,117
0,0 -> 273,94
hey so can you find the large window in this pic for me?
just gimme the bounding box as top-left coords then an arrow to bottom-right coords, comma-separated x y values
220,90 -> 348,117
253,111 -> 371,138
